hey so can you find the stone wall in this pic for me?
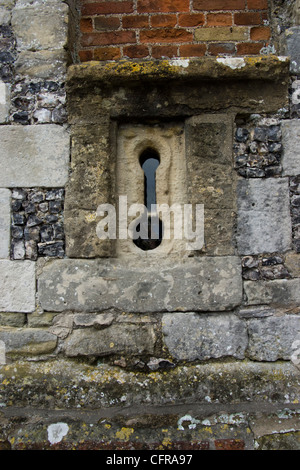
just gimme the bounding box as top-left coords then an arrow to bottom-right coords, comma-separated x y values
0,0 -> 300,452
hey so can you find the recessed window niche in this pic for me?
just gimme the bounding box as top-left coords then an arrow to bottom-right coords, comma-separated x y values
116,122 -> 188,256
64,58 -> 289,259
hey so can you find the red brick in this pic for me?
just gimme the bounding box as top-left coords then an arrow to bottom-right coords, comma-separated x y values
94,46 -> 121,60
193,0 -> 245,11
80,18 -> 93,33
151,14 -> 177,28
140,28 -> 193,43
208,42 -> 236,55
79,49 -> 94,62
234,12 -> 262,25
81,30 -> 136,47
250,26 -> 271,40
122,15 -> 149,28
247,0 -> 268,9
237,42 -> 263,54
137,0 -> 189,13
94,16 -> 120,31
206,13 -> 233,26
81,1 -> 134,16
180,44 -> 206,57
178,13 -> 205,27
214,439 -> 245,450
123,44 -> 149,58
152,45 -> 178,58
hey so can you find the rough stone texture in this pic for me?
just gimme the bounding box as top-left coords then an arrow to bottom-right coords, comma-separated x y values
285,26 -> 300,73
64,323 -> 156,358
64,121 -> 114,258
256,432 -> 300,450
9,80 -> 67,125
0,312 -> 26,327
38,257 -> 243,313
0,81 -> 10,122
0,328 -> 57,357
12,0 -> 68,52
162,312 -> 248,361
244,278 -> 300,307
285,252 -> 300,277
233,115 -> 283,178
0,260 -> 35,312
282,119 -> 300,176
247,315 -> 300,361
0,188 -> 10,258
241,254 -> 290,281
236,178 -> 292,255
0,360 -> 299,410
185,114 -> 236,255
14,50 -> 67,80
0,125 -> 69,187
10,188 -> 65,260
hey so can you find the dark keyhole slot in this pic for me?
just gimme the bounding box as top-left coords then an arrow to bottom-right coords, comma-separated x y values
133,148 -> 163,251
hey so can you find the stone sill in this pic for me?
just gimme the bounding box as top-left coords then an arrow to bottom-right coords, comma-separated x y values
0,359 -> 299,410
67,56 -> 290,89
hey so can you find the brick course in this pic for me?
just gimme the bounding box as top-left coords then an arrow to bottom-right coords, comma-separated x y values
79,0 -> 272,61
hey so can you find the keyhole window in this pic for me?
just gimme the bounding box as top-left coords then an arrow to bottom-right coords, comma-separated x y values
133,147 -> 163,251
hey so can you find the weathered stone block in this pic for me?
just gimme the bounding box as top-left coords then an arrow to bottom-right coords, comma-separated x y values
0,312 -> 26,327
0,189 -> 10,258
12,0 -> 68,51
185,115 -> 237,255
282,120 -> 300,176
162,312 -> 248,361
64,323 -> 156,357
0,125 -> 69,187
0,328 -> 57,356
1,360 -> 299,409
244,278 -> 300,307
285,252 -> 300,277
285,27 -> 300,73
247,315 -> 300,361
15,50 -> 67,80
38,257 -> 243,313
236,178 -> 292,255
0,260 -> 35,312
0,81 -> 10,123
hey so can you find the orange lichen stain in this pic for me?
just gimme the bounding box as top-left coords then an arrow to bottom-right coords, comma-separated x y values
115,427 -> 134,441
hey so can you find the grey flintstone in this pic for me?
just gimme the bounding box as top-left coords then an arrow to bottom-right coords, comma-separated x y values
38,257 -> 243,313
162,312 -> 248,361
0,125 -> 69,187
0,188 -> 10,259
236,178 -> 292,255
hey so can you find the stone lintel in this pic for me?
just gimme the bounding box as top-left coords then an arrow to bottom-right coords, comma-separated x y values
67,56 -> 290,89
